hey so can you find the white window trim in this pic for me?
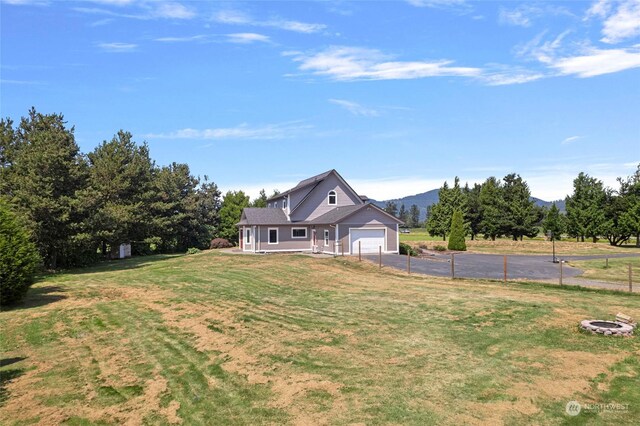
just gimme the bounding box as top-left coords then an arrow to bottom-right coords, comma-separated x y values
324,229 -> 329,246
245,228 -> 251,244
291,227 -> 307,239
283,198 -> 287,210
328,190 -> 337,205
268,227 -> 279,245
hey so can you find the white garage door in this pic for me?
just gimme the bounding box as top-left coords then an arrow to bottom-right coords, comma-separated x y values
350,229 -> 385,254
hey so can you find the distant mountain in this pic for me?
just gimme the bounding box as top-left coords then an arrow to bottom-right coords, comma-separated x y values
371,190 -> 565,221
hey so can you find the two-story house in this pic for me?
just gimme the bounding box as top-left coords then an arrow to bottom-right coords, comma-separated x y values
237,170 -> 403,254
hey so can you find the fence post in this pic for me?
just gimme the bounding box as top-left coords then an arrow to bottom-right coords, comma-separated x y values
407,252 -> 410,274
379,246 -> 382,269
630,264 -> 633,293
605,257 -> 609,269
559,260 -> 563,286
503,255 -> 507,283
359,241 -> 361,262
451,253 -> 455,279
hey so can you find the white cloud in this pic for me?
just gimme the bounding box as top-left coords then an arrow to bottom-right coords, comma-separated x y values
212,10 -> 326,33
349,176 -> 456,201
97,42 -> 137,52
153,2 -> 194,19
155,35 -> 208,43
329,99 -> 379,117
551,45 -> 640,77
480,66 -> 546,85
600,0 -> 640,44
1,0 -> 49,5
143,122 -> 312,140
75,1 -> 195,20
226,33 -> 270,44
289,46 -> 481,81
499,6 -> 536,27
406,0 -> 466,9
561,135 -> 582,145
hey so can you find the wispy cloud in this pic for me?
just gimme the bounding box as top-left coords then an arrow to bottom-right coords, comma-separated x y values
480,69 -> 546,86
155,35 -> 208,43
551,46 -> 640,77
0,79 -> 45,85
518,31 -> 640,78
499,4 -> 572,28
329,99 -> 379,117
143,122 -> 312,141
288,46 -> 481,81
213,10 -> 326,34
499,5 -> 537,27
226,33 -> 271,44
75,1 -> 195,20
97,42 -> 137,52
587,0 -> 640,44
405,0 -> 467,9
561,135 -> 582,145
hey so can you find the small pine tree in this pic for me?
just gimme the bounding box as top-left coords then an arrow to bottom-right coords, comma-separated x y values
0,200 -> 41,305
448,210 -> 467,251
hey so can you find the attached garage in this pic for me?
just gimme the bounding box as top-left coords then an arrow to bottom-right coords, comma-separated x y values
350,228 -> 386,254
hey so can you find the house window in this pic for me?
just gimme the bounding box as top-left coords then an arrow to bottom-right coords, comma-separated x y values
292,227 -> 307,238
324,229 -> 329,246
274,201 -> 278,208
328,190 -> 337,205
245,229 -> 251,244
283,198 -> 287,209
268,228 -> 278,244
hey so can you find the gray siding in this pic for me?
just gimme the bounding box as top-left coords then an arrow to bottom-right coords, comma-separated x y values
256,225 -> 312,252
336,207 -> 398,254
290,173 -> 362,222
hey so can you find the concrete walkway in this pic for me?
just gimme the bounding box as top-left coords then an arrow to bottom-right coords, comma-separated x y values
363,252 -> 640,292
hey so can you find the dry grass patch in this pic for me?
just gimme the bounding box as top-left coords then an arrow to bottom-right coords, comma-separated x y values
1,252 -> 639,425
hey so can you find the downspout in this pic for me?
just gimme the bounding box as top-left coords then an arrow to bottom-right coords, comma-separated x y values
396,223 -> 399,254
335,224 -> 339,257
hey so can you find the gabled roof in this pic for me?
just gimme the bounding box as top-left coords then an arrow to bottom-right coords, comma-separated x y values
266,170 -> 334,202
308,203 -> 404,225
236,208 -> 289,226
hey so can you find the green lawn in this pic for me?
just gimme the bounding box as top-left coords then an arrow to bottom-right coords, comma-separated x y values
1,252 -> 639,424
571,257 -> 640,285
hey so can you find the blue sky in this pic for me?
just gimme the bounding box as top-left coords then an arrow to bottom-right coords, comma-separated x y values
1,0 -> 639,201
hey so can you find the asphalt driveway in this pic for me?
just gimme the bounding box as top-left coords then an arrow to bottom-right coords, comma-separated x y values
364,252 -> 640,281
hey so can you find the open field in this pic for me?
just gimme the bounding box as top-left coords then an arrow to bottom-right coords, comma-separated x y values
1,252 -> 640,425
571,257 -> 640,284
401,229 -> 640,256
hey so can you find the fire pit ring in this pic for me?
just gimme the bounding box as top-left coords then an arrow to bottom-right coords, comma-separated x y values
580,320 -> 634,336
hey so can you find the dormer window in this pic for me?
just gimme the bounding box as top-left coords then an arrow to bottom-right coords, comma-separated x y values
328,190 -> 337,205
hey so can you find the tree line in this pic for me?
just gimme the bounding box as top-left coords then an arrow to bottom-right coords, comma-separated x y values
418,170 -> 640,246
0,108 -> 272,271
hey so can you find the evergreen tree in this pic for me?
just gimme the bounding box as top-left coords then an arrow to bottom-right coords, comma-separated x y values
0,199 -> 42,305
218,191 -> 249,243
565,172 -> 606,242
80,130 -> 154,256
384,201 -> 398,217
398,204 -> 407,222
464,183 -> 482,240
479,177 -> 505,240
542,203 -> 565,240
426,181 -> 451,240
409,204 -> 420,228
448,210 -> 467,251
501,173 -> 540,240
251,189 -> 268,208
1,108 -> 87,268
